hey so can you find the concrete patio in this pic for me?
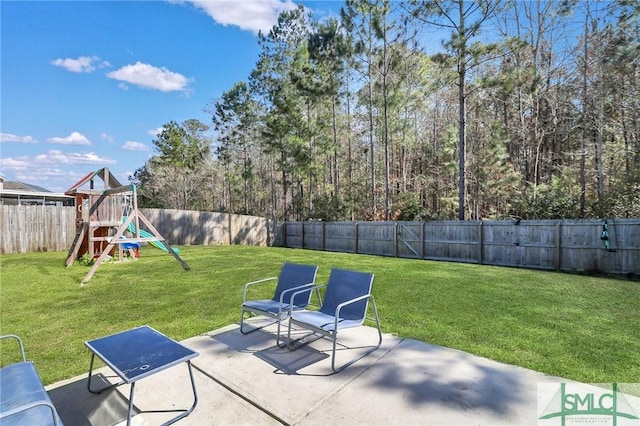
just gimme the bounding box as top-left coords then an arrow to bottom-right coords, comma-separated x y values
46,322 -> 574,425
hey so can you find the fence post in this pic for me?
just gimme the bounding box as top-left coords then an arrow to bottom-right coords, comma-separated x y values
478,221 -> 484,265
394,222 -> 399,258
322,221 -> 326,251
283,222 -> 287,247
266,218 -> 270,246
555,222 -> 561,270
420,221 -> 425,259
355,222 -> 359,254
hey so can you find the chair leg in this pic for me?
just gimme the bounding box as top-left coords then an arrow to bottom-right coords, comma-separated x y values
287,318 -> 328,351
275,317 -> 286,348
239,308 -> 255,335
286,317 -> 309,350
241,309 -> 289,348
240,309 -> 277,335
331,297 -> 383,373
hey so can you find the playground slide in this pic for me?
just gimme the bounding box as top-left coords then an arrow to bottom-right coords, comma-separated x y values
122,217 -> 178,254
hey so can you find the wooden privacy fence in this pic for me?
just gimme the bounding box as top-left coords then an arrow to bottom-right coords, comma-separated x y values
280,219 -> 640,276
1,205 -> 76,254
3,205 -> 638,277
0,206 -> 272,255
139,208 -> 272,247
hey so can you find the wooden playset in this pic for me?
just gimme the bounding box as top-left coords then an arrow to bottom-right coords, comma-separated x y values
65,168 -> 189,284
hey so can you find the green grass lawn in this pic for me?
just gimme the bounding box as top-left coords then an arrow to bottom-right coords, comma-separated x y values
1,245 -> 638,385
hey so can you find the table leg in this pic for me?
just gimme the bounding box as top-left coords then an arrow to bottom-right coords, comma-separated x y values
183,361 -> 199,418
86,353 -> 104,394
120,361 -> 198,426
87,353 -> 96,393
87,355 -> 198,425
87,352 -> 124,394
159,360 -> 198,426
127,382 -> 136,426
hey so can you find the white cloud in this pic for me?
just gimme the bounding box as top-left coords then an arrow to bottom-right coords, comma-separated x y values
50,56 -> 109,73
0,149 -> 117,182
122,141 -> 149,151
47,131 -> 91,145
0,133 -> 38,143
0,156 -> 31,171
100,133 -> 115,143
33,150 -> 116,165
1,165 -> 90,193
187,0 -> 298,34
107,62 -> 191,92
1,161 -> 40,187
147,127 -> 165,137
1,151 -> 116,192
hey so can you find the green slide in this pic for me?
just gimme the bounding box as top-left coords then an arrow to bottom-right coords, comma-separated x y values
122,217 -> 179,254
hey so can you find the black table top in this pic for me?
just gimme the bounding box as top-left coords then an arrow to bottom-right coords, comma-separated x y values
85,325 -> 198,383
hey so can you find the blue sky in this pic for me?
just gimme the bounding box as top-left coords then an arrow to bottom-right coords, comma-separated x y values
1,0 -> 337,193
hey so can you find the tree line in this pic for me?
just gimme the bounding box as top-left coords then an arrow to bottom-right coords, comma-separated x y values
133,0 -> 640,221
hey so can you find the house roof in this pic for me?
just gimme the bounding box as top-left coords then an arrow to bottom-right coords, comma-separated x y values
0,179 -> 74,204
3,180 -> 52,192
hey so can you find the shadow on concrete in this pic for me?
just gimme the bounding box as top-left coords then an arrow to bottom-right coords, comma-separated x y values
200,325 -> 541,423
254,344 -> 330,375
48,373 -> 138,426
369,342 -> 526,414
45,324 -> 566,425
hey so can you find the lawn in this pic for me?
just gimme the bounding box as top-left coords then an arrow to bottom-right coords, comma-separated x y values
1,245 -> 638,386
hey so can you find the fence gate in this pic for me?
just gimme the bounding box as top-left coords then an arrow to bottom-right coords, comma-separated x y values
397,223 -> 422,259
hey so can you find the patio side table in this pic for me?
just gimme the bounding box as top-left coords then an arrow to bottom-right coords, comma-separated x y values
85,325 -> 199,426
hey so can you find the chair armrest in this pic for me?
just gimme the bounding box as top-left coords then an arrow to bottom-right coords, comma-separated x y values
278,282 -> 315,303
334,293 -> 375,327
0,335 -> 26,362
242,277 -> 277,303
288,284 -> 326,315
0,400 -> 61,426
277,282 -> 316,314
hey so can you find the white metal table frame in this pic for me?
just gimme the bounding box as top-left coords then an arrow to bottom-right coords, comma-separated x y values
85,325 -> 198,426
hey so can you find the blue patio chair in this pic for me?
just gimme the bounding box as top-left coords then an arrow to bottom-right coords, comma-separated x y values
286,267 -> 382,372
0,335 -> 64,426
240,262 -> 320,346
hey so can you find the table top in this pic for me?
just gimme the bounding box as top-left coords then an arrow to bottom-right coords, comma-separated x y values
85,325 -> 198,383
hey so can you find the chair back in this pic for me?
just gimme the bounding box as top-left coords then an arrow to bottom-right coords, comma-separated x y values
320,268 -> 374,322
273,263 -> 318,307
